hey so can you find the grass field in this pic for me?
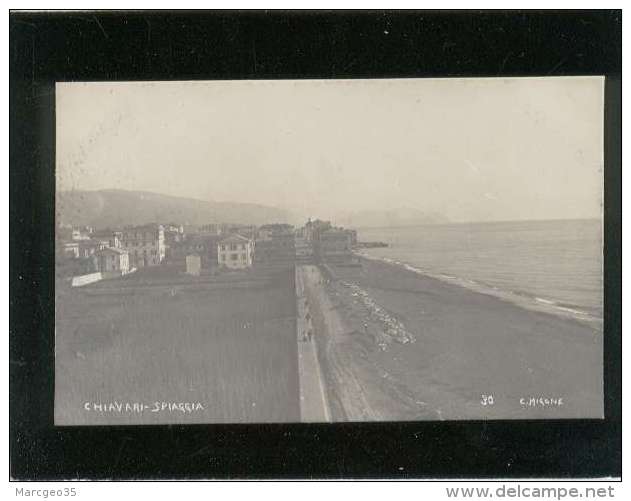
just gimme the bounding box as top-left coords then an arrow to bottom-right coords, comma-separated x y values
55,265 -> 299,424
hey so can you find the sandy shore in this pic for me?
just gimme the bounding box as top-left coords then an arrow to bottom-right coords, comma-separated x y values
308,257 -> 603,421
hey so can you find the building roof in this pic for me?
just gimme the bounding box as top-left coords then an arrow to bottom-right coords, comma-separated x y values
171,234 -> 220,249
91,229 -> 117,237
95,247 -> 128,256
78,238 -> 104,248
218,233 -> 252,244
320,229 -> 352,239
188,234 -> 221,243
260,223 -> 294,230
123,223 -> 164,231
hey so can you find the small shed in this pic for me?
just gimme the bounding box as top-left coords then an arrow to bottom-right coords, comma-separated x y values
185,254 -> 201,276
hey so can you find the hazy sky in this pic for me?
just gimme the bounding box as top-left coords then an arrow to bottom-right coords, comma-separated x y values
57,77 -> 604,222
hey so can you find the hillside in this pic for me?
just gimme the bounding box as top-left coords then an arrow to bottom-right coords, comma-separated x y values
56,189 -> 292,228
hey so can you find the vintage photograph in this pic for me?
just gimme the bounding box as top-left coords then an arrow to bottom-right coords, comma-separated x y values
54,77 -> 604,425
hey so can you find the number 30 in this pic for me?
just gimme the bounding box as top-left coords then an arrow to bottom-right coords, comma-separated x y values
481,394 -> 495,406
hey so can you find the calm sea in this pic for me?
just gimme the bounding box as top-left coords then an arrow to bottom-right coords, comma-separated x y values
357,219 -> 603,327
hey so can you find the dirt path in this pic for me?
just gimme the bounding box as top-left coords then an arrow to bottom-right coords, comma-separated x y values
295,267 -> 330,422
299,265 -> 381,421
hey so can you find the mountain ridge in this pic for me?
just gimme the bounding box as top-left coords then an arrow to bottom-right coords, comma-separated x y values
56,189 -> 292,228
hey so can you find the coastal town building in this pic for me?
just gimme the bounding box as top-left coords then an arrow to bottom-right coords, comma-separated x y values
163,223 -> 184,234
91,230 -> 123,249
58,217 -> 358,272
254,224 -> 295,263
294,236 -> 314,262
304,218 -> 332,243
120,224 -> 166,268
347,229 -> 358,247
318,228 -> 353,258
257,223 -> 294,240
301,219 -> 355,260
63,242 -> 80,258
217,234 -> 254,270
170,234 -> 222,269
71,226 -> 93,241
92,247 -> 130,274
163,225 -> 185,259
199,223 -> 223,236
226,224 -> 257,240
77,238 -> 107,258
185,254 -> 202,276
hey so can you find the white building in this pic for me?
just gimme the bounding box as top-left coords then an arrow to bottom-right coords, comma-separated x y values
186,254 -> 202,276
120,224 -> 166,268
92,247 -> 130,274
91,230 -> 122,249
63,242 -> 80,258
71,227 -> 92,241
294,236 -> 313,260
217,234 -> 254,270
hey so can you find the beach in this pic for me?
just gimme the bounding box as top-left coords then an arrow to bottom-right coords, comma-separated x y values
55,255 -> 604,424
305,257 -> 603,421
356,219 -> 603,327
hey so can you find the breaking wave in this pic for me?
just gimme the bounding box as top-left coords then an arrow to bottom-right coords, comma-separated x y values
355,251 -> 602,330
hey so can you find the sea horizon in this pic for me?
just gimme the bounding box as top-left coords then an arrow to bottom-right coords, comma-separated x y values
356,218 -> 603,329
350,216 -> 603,231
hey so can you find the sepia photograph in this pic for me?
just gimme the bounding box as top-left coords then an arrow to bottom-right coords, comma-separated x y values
10,6 -> 624,483
54,77 -> 605,425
